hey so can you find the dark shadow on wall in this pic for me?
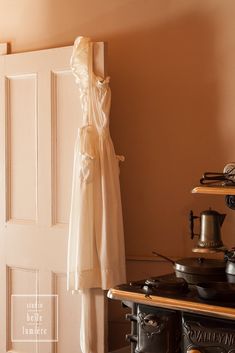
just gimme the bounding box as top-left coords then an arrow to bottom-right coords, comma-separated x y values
108,11 -> 227,259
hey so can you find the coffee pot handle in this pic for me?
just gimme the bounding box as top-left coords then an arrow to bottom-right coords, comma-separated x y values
189,210 -> 199,239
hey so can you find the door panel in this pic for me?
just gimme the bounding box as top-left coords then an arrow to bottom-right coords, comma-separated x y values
51,70 -> 82,225
0,44 -> 106,353
6,74 -> 37,223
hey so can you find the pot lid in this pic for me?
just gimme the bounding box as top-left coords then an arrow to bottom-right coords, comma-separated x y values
174,257 -> 226,275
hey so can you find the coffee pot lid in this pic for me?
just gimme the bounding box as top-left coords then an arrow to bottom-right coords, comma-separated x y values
201,209 -> 221,216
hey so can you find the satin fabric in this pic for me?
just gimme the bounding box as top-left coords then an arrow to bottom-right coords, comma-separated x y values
67,37 -> 126,353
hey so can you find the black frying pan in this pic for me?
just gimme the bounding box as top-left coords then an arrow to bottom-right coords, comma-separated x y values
196,282 -> 235,300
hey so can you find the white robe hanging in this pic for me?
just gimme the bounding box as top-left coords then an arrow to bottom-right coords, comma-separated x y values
67,37 -> 126,353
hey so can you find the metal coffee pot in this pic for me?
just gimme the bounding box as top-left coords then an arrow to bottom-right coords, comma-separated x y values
189,209 -> 227,253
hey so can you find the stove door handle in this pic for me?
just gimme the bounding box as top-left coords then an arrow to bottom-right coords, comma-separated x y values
125,334 -> 137,343
125,313 -> 137,322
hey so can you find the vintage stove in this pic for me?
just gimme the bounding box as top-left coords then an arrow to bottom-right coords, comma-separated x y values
108,273 -> 235,353
108,167 -> 235,352
108,206 -> 235,353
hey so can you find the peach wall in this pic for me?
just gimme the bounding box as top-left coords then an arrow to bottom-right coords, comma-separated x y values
2,0 -> 235,260
1,0 -> 235,268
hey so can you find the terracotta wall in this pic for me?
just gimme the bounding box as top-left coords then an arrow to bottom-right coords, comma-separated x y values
2,0 -> 235,348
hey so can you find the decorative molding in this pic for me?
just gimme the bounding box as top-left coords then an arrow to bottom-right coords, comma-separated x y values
5,77 -> 11,223
5,74 -> 38,224
51,71 -> 58,227
6,265 -> 39,351
51,70 -> 72,227
53,272 -> 66,353
6,266 -> 12,352
51,271 -> 58,353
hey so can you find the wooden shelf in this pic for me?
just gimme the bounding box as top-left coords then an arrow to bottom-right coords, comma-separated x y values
192,186 -> 235,195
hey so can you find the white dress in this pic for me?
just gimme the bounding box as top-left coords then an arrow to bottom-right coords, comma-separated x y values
67,37 -> 126,353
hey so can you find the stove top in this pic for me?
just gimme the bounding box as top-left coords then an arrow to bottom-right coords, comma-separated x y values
108,273 -> 235,320
129,275 -> 189,297
121,273 -> 235,304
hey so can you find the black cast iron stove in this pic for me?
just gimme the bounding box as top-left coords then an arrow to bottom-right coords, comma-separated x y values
108,273 -> 235,353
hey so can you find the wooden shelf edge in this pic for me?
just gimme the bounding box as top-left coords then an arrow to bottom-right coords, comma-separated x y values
192,186 -> 235,195
107,288 -> 235,320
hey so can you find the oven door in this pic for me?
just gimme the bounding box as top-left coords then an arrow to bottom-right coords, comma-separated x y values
136,304 -> 181,353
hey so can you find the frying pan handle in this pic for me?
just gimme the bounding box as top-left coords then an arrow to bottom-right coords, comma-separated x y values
152,251 -> 175,265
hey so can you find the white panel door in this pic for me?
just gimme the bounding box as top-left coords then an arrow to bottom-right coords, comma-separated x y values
0,44 -> 106,353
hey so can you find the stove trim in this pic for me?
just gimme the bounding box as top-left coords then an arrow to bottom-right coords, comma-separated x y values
108,288 -> 235,320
